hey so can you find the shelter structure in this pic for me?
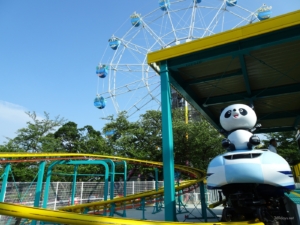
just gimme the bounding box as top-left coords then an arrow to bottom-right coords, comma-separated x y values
147,10 -> 300,221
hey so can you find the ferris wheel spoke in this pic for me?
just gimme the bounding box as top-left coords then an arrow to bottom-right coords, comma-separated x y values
164,9 -> 178,42
109,64 -> 152,72
226,10 -> 255,24
142,21 -> 167,48
101,78 -> 160,97
188,1 -> 198,39
127,89 -> 161,117
202,1 -> 226,37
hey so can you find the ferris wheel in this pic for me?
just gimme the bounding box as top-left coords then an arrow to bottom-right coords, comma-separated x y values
94,0 -> 272,119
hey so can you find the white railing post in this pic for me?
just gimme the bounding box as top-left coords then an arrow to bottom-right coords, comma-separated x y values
54,182 -> 59,210
132,181 -> 135,195
80,182 -> 84,204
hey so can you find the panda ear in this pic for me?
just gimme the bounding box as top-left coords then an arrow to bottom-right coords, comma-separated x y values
220,107 -> 226,113
248,104 -> 254,109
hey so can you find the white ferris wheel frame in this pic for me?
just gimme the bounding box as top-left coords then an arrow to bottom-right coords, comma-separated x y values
97,0 -> 267,117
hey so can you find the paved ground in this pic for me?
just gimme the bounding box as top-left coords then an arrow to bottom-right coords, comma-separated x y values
113,203 -> 223,222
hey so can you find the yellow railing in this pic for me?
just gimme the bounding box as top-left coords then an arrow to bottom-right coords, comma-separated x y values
0,153 -> 263,225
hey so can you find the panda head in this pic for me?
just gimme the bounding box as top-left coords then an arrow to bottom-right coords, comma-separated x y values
220,104 -> 257,131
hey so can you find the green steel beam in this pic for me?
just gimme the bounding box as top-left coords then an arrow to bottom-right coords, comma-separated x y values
42,160 -> 110,214
101,159 -> 115,204
256,127 -> 296,134
34,161 -> 46,207
200,181 -> 207,222
0,164 -> 11,202
168,25 -> 300,70
43,160 -> 66,209
258,111 -> 300,121
186,69 -> 243,85
293,116 -> 300,129
32,161 -> 46,225
169,69 -> 219,128
114,161 -> 127,217
51,173 -> 105,176
160,60 -> 176,222
71,165 -> 79,205
239,54 -> 251,95
66,160 -> 112,201
201,83 -> 300,106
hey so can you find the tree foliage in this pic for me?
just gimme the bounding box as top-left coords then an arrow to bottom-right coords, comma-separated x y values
103,109 -> 224,172
260,131 -> 300,165
0,112 -> 113,181
0,109 -> 226,181
172,109 -> 224,170
5,111 -> 65,153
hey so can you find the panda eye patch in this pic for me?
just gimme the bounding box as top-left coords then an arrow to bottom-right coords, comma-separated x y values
224,110 -> 231,118
239,108 -> 248,116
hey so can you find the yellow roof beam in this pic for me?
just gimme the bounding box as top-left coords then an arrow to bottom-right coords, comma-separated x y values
147,10 -> 300,64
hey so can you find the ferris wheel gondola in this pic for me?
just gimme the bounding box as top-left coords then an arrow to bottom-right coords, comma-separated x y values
94,95 -> 106,109
96,65 -> 108,78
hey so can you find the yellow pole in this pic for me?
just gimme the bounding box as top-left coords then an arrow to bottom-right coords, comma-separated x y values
185,100 -> 188,125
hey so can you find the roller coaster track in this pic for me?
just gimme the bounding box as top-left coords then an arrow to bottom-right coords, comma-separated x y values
0,153 -> 263,225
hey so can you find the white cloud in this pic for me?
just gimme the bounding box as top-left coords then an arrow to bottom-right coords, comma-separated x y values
0,101 -> 31,144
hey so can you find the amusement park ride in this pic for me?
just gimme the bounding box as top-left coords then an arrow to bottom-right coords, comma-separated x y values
207,104 -> 295,224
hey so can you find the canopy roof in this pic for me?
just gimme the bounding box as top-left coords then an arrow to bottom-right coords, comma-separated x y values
148,10 -> 300,134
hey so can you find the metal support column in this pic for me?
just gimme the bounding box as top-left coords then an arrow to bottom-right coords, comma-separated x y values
160,60 -> 176,221
200,181 -> 208,222
71,165 -> 78,205
32,161 -> 46,225
43,160 -> 66,208
0,164 -> 11,202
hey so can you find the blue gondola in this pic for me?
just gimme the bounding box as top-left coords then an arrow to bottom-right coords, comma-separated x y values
257,5 -> 272,20
96,65 -> 108,78
194,0 -> 201,3
226,0 -> 237,7
94,96 -> 106,109
108,37 -> 121,50
130,12 -> 142,27
105,130 -> 115,138
159,0 -> 170,11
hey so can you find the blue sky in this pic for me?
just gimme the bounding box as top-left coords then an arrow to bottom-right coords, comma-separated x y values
1,0 -> 300,144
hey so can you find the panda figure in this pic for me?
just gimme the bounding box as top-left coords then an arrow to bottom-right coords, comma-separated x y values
220,104 -> 261,151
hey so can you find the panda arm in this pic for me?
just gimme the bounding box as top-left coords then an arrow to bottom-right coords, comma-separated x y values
219,128 -> 228,136
250,123 -> 262,133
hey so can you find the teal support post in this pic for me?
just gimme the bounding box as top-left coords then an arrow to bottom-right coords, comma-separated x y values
65,160 -> 110,215
43,160 -> 66,208
200,181 -> 208,222
115,160 -> 127,197
114,160 -> 127,217
102,159 -> 116,202
0,164 -> 11,202
152,167 -> 162,214
141,197 -> 147,220
34,161 -> 46,207
71,165 -> 78,205
32,161 -> 46,225
160,60 -> 176,221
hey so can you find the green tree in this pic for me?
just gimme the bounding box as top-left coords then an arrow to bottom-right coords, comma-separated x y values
54,121 -> 80,153
78,125 -> 113,155
54,122 -> 112,155
172,109 -> 224,170
261,131 -> 300,165
6,111 -> 65,153
103,109 -> 225,172
103,111 -> 141,158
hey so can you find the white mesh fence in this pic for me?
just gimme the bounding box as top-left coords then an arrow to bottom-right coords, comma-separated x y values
2,181 -> 223,208
0,181 -> 223,224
